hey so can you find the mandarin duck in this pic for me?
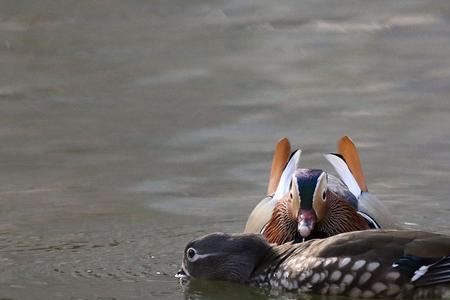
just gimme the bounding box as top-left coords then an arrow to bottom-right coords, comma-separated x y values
244,136 -> 398,244
177,230 -> 450,299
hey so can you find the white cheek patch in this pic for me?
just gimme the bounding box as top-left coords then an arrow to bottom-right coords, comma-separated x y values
312,172 -> 327,203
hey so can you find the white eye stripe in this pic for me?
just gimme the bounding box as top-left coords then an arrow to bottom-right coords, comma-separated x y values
188,252 -> 222,262
190,253 -> 215,262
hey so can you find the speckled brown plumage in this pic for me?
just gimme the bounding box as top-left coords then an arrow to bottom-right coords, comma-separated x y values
249,230 -> 450,298
178,230 -> 450,299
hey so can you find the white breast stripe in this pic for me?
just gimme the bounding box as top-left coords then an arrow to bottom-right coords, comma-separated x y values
260,224 -> 267,234
357,211 -> 381,229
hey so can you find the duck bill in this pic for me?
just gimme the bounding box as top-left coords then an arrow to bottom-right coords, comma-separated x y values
175,262 -> 190,279
175,268 -> 188,279
297,209 -> 317,238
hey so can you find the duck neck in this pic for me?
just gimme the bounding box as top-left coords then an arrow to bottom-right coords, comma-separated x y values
263,198 -> 298,245
249,241 -> 310,285
316,192 -> 370,237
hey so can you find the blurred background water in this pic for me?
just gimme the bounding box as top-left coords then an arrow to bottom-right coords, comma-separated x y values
0,0 -> 450,299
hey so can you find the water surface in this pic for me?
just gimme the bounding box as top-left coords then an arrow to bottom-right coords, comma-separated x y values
0,0 -> 450,299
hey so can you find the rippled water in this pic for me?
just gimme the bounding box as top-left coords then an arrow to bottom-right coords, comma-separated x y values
1,0 -> 450,299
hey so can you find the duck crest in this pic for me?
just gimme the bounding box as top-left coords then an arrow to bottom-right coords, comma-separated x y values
295,169 -> 323,210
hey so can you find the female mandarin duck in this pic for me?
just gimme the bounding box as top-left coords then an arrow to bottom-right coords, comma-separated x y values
177,230 -> 450,299
244,136 -> 398,244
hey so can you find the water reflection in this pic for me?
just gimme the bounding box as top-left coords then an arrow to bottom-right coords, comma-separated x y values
181,278 -> 322,300
180,279 -> 269,300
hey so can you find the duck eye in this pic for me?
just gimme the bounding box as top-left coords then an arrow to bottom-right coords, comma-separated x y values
322,190 -> 327,200
187,247 -> 196,261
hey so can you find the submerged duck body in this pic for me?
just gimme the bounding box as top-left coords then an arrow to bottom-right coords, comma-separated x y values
178,230 -> 450,299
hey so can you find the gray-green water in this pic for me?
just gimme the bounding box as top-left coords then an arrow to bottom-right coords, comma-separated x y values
0,1 -> 450,299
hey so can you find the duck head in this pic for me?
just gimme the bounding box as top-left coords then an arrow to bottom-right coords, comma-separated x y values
176,233 -> 271,283
290,169 -> 328,239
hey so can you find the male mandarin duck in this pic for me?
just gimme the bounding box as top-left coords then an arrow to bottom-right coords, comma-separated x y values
244,136 -> 398,244
177,230 -> 450,299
